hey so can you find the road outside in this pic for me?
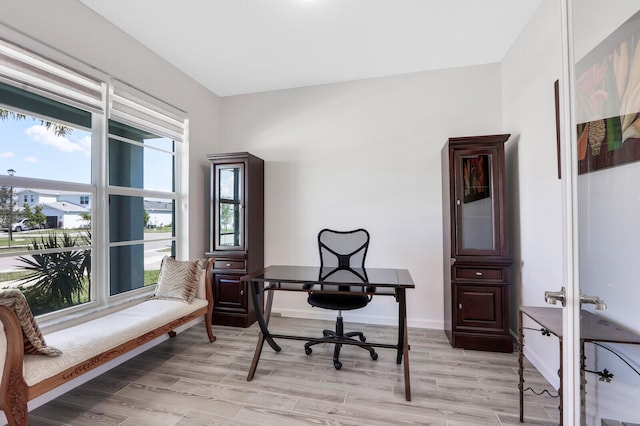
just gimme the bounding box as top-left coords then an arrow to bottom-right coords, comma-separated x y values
0,230 -> 172,273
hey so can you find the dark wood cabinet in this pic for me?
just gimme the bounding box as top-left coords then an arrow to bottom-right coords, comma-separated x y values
442,134 -> 513,352
206,152 -> 264,327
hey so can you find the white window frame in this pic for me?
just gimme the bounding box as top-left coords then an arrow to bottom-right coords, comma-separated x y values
0,27 -> 189,325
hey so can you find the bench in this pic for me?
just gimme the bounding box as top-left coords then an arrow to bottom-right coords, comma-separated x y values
0,257 -> 216,426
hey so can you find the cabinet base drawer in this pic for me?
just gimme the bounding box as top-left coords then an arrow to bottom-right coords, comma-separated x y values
449,332 -> 514,353
214,260 -> 246,270
454,267 -> 504,281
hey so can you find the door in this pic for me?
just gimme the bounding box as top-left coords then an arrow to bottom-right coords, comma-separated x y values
555,1 -> 640,424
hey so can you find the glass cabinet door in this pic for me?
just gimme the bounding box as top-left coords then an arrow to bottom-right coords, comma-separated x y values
214,162 -> 244,251
454,149 -> 500,255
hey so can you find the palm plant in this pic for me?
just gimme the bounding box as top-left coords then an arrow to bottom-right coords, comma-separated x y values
17,231 -> 91,314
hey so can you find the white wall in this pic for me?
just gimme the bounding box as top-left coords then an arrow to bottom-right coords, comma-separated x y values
501,0 -> 565,387
0,0 -> 220,259
504,1 -> 640,423
220,65 -> 503,328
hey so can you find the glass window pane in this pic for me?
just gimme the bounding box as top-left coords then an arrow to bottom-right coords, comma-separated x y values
0,107 -> 92,184
110,242 -> 172,296
108,121 -> 174,192
0,247 -> 91,316
0,187 -> 91,232
109,195 -> 174,243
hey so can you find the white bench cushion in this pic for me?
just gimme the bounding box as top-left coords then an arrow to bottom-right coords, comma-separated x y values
23,298 -> 207,386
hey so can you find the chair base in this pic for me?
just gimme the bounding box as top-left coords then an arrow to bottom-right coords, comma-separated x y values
304,316 -> 378,370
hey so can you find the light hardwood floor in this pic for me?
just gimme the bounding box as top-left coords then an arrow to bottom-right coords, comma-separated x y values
29,317 -> 560,425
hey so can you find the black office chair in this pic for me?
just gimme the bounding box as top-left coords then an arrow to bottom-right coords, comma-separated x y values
304,228 -> 378,370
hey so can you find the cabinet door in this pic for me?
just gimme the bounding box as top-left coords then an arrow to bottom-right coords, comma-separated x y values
452,148 -> 503,257
213,162 -> 245,251
454,284 -> 507,333
213,273 -> 246,313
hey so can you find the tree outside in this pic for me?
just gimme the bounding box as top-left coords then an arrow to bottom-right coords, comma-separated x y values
17,231 -> 91,315
22,204 -> 47,228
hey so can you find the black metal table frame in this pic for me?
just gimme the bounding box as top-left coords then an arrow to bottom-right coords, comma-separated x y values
242,265 -> 414,401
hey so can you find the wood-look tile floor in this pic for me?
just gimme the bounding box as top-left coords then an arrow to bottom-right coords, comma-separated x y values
29,317 -> 560,425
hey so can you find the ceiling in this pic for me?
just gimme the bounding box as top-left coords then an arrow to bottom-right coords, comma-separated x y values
77,0 -> 542,97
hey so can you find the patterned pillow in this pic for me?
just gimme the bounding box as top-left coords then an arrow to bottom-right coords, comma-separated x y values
0,288 -> 62,356
154,257 -> 204,303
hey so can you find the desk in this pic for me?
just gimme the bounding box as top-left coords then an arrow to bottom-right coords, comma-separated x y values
518,306 -> 640,424
241,265 -> 416,401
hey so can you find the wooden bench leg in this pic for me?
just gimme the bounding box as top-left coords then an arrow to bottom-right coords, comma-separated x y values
2,368 -> 29,426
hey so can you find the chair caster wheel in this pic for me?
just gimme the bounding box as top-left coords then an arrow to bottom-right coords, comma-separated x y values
305,346 -> 312,355
334,361 -> 342,370
370,351 -> 378,360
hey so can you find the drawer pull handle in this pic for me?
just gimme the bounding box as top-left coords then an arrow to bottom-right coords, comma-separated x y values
475,272 -> 483,276
458,303 -> 463,310
226,263 -> 232,267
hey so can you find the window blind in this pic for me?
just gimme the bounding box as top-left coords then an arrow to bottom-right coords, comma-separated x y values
0,37 -> 103,113
109,80 -> 186,143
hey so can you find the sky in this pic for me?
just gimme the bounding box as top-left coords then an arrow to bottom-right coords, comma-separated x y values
0,114 -> 174,192
0,117 -> 91,183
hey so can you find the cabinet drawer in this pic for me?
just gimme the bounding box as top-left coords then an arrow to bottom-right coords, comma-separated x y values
214,260 -> 246,270
454,267 -> 504,281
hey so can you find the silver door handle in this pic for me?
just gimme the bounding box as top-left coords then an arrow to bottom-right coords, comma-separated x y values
545,287 -> 566,306
580,293 -> 607,310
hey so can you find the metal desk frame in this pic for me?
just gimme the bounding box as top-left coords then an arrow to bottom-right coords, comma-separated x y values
242,265 -> 415,401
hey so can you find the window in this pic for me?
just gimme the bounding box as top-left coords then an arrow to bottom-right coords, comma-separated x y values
0,89 -> 94,315
107,121 -> 177,296
0,35 -> 188,317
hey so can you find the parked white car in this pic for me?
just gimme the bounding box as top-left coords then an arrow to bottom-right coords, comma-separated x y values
9,218 -> 38,232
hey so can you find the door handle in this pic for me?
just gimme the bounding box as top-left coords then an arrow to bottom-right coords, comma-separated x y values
545,286 -> 566,307
580,293 -> 607,310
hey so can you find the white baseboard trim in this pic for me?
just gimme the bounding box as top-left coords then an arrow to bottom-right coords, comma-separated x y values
273,308 -> 443,330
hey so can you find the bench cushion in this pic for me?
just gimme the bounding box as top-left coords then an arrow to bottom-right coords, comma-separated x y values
22,297 -> 207,386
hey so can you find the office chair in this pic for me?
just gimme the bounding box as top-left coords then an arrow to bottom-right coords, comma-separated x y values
304,228 -> 378,370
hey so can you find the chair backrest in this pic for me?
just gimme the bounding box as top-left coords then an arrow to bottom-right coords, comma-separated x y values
318,228 -> 369,281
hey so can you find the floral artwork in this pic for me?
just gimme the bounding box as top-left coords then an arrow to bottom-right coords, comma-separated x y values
462,155 -> 489,203
575,12 -> 640,174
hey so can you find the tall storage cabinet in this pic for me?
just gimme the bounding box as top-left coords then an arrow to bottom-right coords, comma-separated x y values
442,134 -> 513,353
206,152 -> 264,327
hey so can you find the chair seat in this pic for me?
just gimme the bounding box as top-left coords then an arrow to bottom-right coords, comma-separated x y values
307,293 -> 369,311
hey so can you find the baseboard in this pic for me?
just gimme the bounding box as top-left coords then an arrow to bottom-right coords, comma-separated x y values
273,308 -> 443,330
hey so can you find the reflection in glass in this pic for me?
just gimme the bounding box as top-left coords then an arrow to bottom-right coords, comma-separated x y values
217,166 -> 241,247
459,154 -> 494,251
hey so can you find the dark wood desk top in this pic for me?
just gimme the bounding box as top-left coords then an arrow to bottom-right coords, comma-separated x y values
242,265 -> 415,296
520,306 -> 640,344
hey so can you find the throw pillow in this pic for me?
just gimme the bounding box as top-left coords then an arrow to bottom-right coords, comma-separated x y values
154,257 -> 204,303
0,288 -> 62,356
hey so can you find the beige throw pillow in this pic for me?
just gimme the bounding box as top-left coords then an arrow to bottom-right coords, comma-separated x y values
0,288 -> 62,356
154,257 -> 204,303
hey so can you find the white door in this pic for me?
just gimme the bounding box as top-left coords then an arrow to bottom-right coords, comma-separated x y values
557,1 -> 640,424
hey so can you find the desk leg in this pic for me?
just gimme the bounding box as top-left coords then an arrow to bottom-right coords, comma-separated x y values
518,310 -> 524,423
398,288 -> 411,401
247,283 -> 280,381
